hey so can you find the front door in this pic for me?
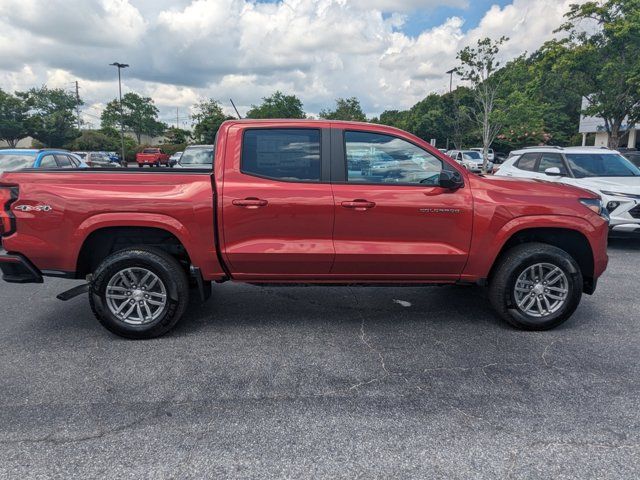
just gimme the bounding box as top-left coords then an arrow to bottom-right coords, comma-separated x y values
221,125 -> 335,279
331,128 -> 473,280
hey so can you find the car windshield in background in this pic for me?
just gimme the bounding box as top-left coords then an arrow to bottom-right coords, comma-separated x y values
565,153 -> 640,178
463,152 -> 482,160
142,149 -> 159,154
180,148 -> 213,166
0,153 -> 35,172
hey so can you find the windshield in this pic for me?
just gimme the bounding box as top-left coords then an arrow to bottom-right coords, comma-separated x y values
142,148 -> 159,154
463,152 -> 482,160
0,153 -> 35,172
180,148 -> 213,166
565,153 -> 640,178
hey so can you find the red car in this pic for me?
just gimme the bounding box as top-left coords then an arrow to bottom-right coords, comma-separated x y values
136,148 -> 170,168
0,120 -> 609,338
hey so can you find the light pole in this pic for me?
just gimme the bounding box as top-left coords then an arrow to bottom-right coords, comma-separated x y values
445,68 -> 457,150
110,62 -> 129,166
446,68 -> 457,93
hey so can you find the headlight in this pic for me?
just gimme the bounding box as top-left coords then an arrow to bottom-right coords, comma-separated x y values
579,198 -> 610,221
600,191 -> 640,200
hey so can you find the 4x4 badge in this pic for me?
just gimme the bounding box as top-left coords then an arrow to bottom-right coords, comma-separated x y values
14,204 -> 52,212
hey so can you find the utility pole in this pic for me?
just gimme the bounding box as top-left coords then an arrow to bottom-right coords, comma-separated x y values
110,62 -> 129,165
75,81 -> 81,130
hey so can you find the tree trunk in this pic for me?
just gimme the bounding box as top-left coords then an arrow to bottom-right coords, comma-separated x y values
8,139 -> 17,148
608,118 -> 623,149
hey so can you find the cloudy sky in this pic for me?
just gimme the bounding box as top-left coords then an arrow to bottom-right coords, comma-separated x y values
0,0 -> 585,128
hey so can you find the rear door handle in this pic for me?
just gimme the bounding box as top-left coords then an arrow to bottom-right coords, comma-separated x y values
341,199 -> 376,211
232,197 -> 268,209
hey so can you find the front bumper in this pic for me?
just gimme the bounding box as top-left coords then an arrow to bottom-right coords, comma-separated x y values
0,249 -> 43,283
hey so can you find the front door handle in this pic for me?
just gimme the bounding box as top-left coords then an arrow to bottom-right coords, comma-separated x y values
232,197 -> 268,209
341,199 -> 376,211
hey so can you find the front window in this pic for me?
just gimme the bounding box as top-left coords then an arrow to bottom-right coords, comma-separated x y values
462,152 -> 482,161
179,147 -> 214,167
565,153 -> 640,178
345,131 -> 442,185
0,153 -> 35,172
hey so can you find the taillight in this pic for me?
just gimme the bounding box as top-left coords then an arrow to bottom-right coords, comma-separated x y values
0,186 -> 18,236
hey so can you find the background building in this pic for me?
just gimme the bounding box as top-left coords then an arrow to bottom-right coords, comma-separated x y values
579,97 -> 638,149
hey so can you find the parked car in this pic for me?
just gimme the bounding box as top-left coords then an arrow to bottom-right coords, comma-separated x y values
83,151 -> 122,168
495,146 -> 640,234
447,150 -> 494,173
0,120 -> 609,338
470,147 -> 495,162
0,149 -> 87,173
136,148 -> 170,168
175,145 -> 214,169
169,151 -> 183,168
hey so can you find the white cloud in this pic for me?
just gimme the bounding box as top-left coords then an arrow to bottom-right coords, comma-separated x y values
0,0 -> 589,119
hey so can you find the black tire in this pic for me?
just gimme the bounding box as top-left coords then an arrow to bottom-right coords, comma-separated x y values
138,164 -> 143,168
489,242 -> 583,331
89,247 -> 189,339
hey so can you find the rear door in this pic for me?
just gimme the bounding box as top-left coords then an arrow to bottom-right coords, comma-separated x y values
221,124 -> 335,278
330,127 -> 473,279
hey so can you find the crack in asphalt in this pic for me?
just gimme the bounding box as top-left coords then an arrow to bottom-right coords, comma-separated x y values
0,399 -> 174,446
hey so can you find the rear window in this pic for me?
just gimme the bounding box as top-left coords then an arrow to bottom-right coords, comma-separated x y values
142,148 -> 159,154
0,153 -> 35,172
515,153 -> 539,171
241,129 -> 321,182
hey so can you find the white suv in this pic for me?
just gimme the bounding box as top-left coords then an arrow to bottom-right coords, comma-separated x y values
470,147 -> 495,161
446,150 -> 494,173
496,146 -> 640,234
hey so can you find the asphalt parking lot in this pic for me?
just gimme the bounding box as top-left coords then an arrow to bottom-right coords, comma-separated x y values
1,239 -> 639,479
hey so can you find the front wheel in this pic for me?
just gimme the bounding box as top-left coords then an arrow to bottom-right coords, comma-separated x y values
489,243 -> 583,330
89,247 -> 189,339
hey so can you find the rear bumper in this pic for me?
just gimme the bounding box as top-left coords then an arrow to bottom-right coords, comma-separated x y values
0,249 -> 43,283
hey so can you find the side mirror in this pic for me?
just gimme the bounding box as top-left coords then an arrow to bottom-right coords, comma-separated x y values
439,170 -> 464,190
544,167 -> 562,177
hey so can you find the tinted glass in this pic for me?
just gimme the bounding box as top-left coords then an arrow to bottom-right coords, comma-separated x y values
142,148 -> 159,154
39,155 -> 57,168
180,147 -> 213,167
0,153 -> 35,172
55,154 -> 72,168
516,153 -> 538,171
242,129 -> 320,182
462,151 -> 482,160
537,153 -> 567,174
565,153 -> 640,178
345,131 -> 442,185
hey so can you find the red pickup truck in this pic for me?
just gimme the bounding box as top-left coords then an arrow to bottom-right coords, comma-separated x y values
0,120 -> 609,338
136,148 -> 170,168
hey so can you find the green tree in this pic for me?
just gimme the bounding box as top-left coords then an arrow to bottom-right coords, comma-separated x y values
101,92 -> 166,144
457,36 -> 509,170
164,127 -> 191,145
0,89 -> 30,148
319,97 -> 367,121
191,99 -> 232,143
544,0 -> 640,148
246,91 -> 306,119
17,86 -> 81,148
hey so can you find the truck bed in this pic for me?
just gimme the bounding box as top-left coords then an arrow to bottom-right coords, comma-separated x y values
0,169 -> 225,280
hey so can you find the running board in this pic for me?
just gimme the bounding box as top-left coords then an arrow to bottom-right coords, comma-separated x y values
56,283 -> 90,301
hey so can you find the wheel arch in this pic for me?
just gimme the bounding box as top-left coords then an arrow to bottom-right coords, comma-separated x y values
488,226 -> 595,293
73,216 -> 194,278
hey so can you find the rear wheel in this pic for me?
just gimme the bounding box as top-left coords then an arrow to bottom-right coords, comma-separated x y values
489,243 -> 583,330
89,247 -> 189,339
138,164 -> 143,168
